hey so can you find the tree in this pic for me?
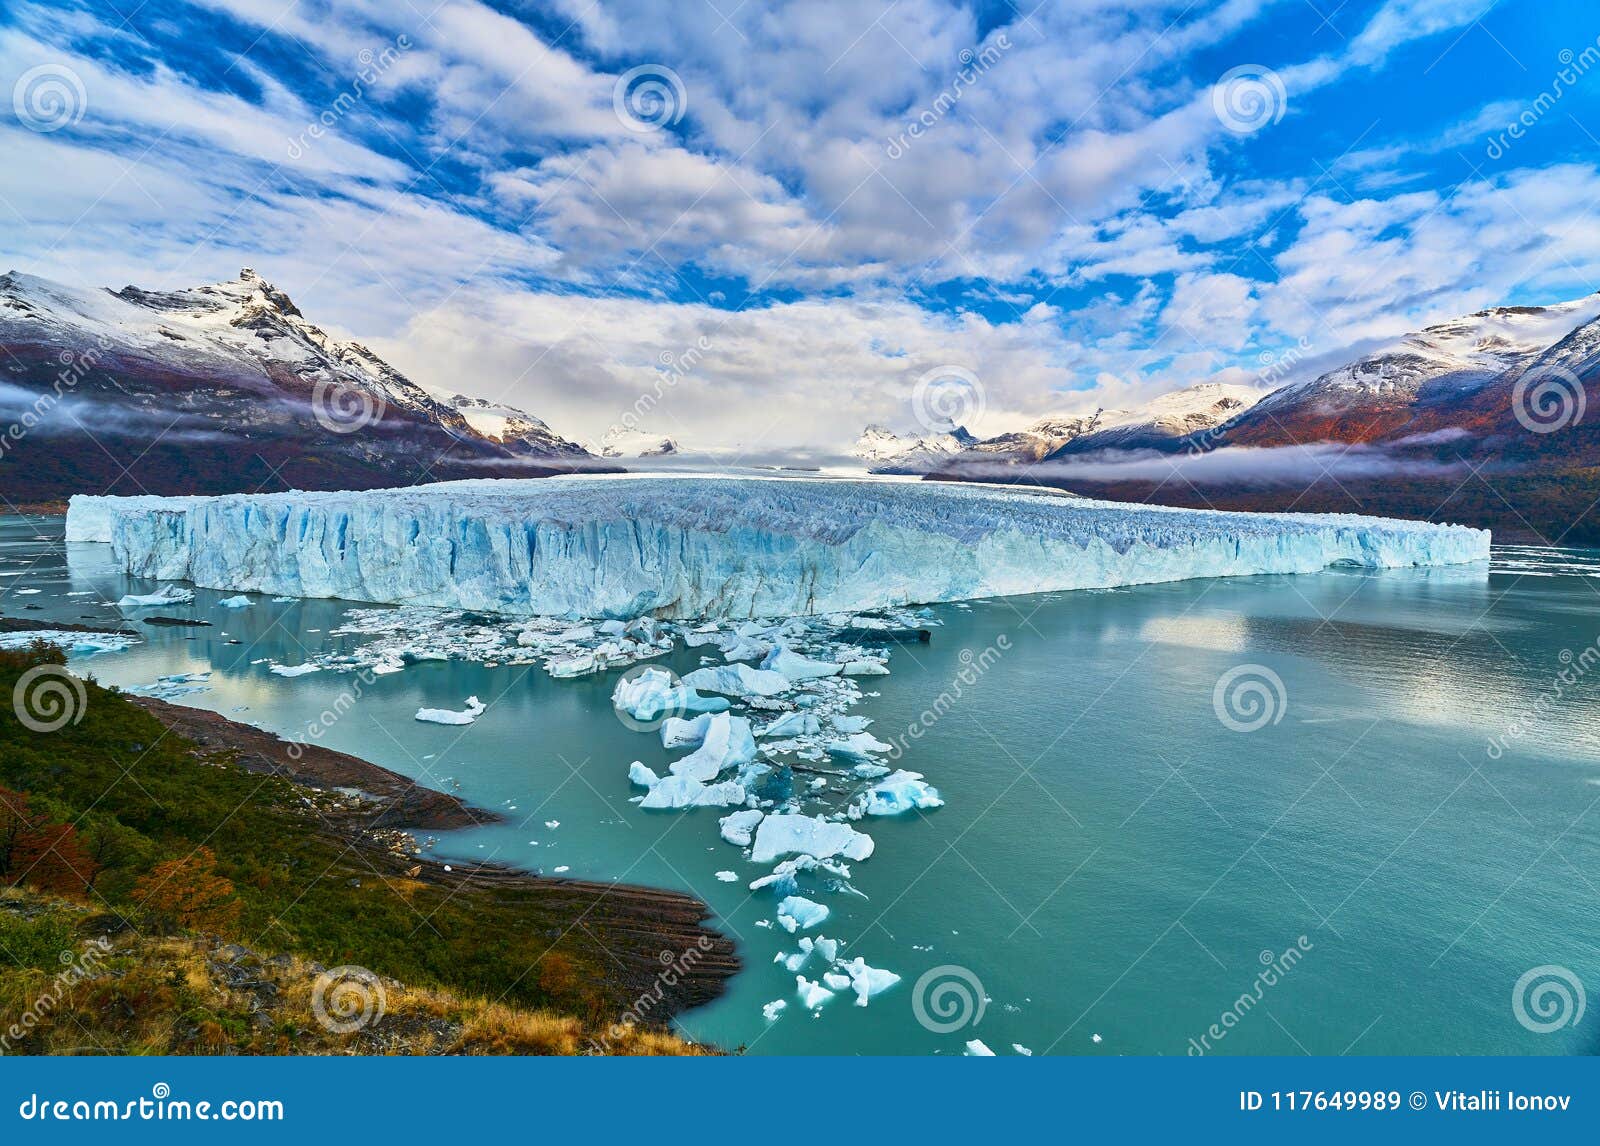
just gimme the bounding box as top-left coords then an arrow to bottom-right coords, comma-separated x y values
10,821 -> 99,895
131,847 -> 241,932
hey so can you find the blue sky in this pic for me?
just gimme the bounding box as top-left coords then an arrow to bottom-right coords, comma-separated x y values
2,0 -> 1598,450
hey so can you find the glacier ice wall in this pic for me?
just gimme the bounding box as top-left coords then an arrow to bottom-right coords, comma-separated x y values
72,476 -> 1491,619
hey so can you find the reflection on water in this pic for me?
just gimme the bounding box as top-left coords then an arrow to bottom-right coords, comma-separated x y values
4,517 -> 1598,1055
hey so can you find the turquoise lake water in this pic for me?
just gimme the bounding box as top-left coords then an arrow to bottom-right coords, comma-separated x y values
4,517 -> 1598,1056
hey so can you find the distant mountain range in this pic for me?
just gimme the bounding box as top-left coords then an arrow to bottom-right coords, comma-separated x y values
895,295 -> 1600,543
0,268 -> 595,505
856,382 -> 1262,471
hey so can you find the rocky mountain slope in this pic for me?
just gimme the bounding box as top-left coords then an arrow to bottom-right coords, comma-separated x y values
0,268 -> 592,504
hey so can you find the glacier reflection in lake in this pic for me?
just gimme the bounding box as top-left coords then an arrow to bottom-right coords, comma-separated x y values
7,516 -> 1599,1056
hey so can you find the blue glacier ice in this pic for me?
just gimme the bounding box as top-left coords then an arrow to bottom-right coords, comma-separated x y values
70,475 -> 1490,620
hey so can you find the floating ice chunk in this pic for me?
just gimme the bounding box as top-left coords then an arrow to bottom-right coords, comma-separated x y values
638,776 -> 747,809
132,671 -> 211,699
682,663 -> 791,697
858,770 -> 944,816
823,971 -> 851,991
842,660 -> 890,676
1012,1044 -> 1033,1056
776,895 -> 830,932
628,761 -> 660,788
0,630 -> 138,657
217,594 -> 252,609
117,585 -> 195,610
662,713 -> 712,749
761,711 -> 821,739
795,976 -> 834,1009
965,1039 -> 995,1056
762,1000 -> 787,1021
851,762 -> 891,780
719,809 -> 763,846
715,870 -> 738,882
415,696 -> 486,725
830,714 -> 872,734
611,666 -> 679,721
269,662 -> 321,677
812,936 -> 839,963
762,647 -> 843,681
826,731 -> 894,762
752,814 -> 875,864
667,713 -> 756,782
842,957 -> 901,1006
553,865 -> 569,874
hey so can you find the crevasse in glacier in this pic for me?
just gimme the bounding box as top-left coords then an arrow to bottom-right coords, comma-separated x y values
69,475 -> 1490,619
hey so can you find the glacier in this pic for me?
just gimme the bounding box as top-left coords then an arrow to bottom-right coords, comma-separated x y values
70,475 -> 1489,620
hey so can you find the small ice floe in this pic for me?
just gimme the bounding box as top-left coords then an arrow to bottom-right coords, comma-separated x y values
1092,1033 -> 1102,1044
762,999 -> 787,1021
553,865 -> 570,874
841,957 -> 900,1006
270,595 -> 298,603
853,770 -> 944,817
638,775 -> 747,809
545,820 -> 560,829
795,976 -> 835,1009
826,731 -> 894,762
830,714 -> 872,734
414,696 -> 487,725
681,663 -> 791,698
715,870 -> 738,882
132,671 -> 212,699
776,895 -> 829,932
269,663 -> 322,677
0,630 -> 138,657
719,809 -> 763,846
761,711 -> 820,739
751,814 -> 874,864
13,588 -> 41,595
749,855 -> 851,896
964,1039 -> 995,1056
1013,1044 -> 1033,1056
612,667 -> 728,722
117,585 -> 195,610
217,595 -> 252,609
761,647 -> 842,681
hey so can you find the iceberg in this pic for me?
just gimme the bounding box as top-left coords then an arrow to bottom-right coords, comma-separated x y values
415,696 -> 486,725
217,594 -> 253,609
611,667 -> 728,723
751,814 -> 875,864
0,630 -> 138,657
842,957 -> 900,1005
778,896 -> 830,932
719,809 -> 764,846
637,775 -> 747,809
761,711 -> 821,739
965,1039 -> 996,1056
856,770 -> 944,816
117,585 -> 195,610
681,662 -> 791,697
72,476 -> 1489,619
762,647 -> 842,681
666,713 -> 757,782
795,976 -> 834,1009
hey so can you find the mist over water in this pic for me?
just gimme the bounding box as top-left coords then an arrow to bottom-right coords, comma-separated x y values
7,517 -> 1597,1056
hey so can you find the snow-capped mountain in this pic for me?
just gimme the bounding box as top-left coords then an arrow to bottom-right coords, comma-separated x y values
861,384 -> 1264,472
1217,294 -> 1600,451
0,268 -> 591,503
440,392 -> 588,457
852,424 -> 976,473
594,427 -> 679,458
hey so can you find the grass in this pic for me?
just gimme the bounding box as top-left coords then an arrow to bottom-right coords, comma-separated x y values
0,643 -> 714,1055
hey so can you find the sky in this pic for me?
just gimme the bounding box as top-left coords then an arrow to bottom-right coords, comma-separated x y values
2,0 -> 1599,454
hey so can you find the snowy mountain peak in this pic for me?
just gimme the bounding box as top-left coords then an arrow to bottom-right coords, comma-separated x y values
852,423 -> 975,471
596,427 -> 678,457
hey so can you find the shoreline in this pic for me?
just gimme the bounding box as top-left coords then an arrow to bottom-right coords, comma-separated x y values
126,693 -> 741,1025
